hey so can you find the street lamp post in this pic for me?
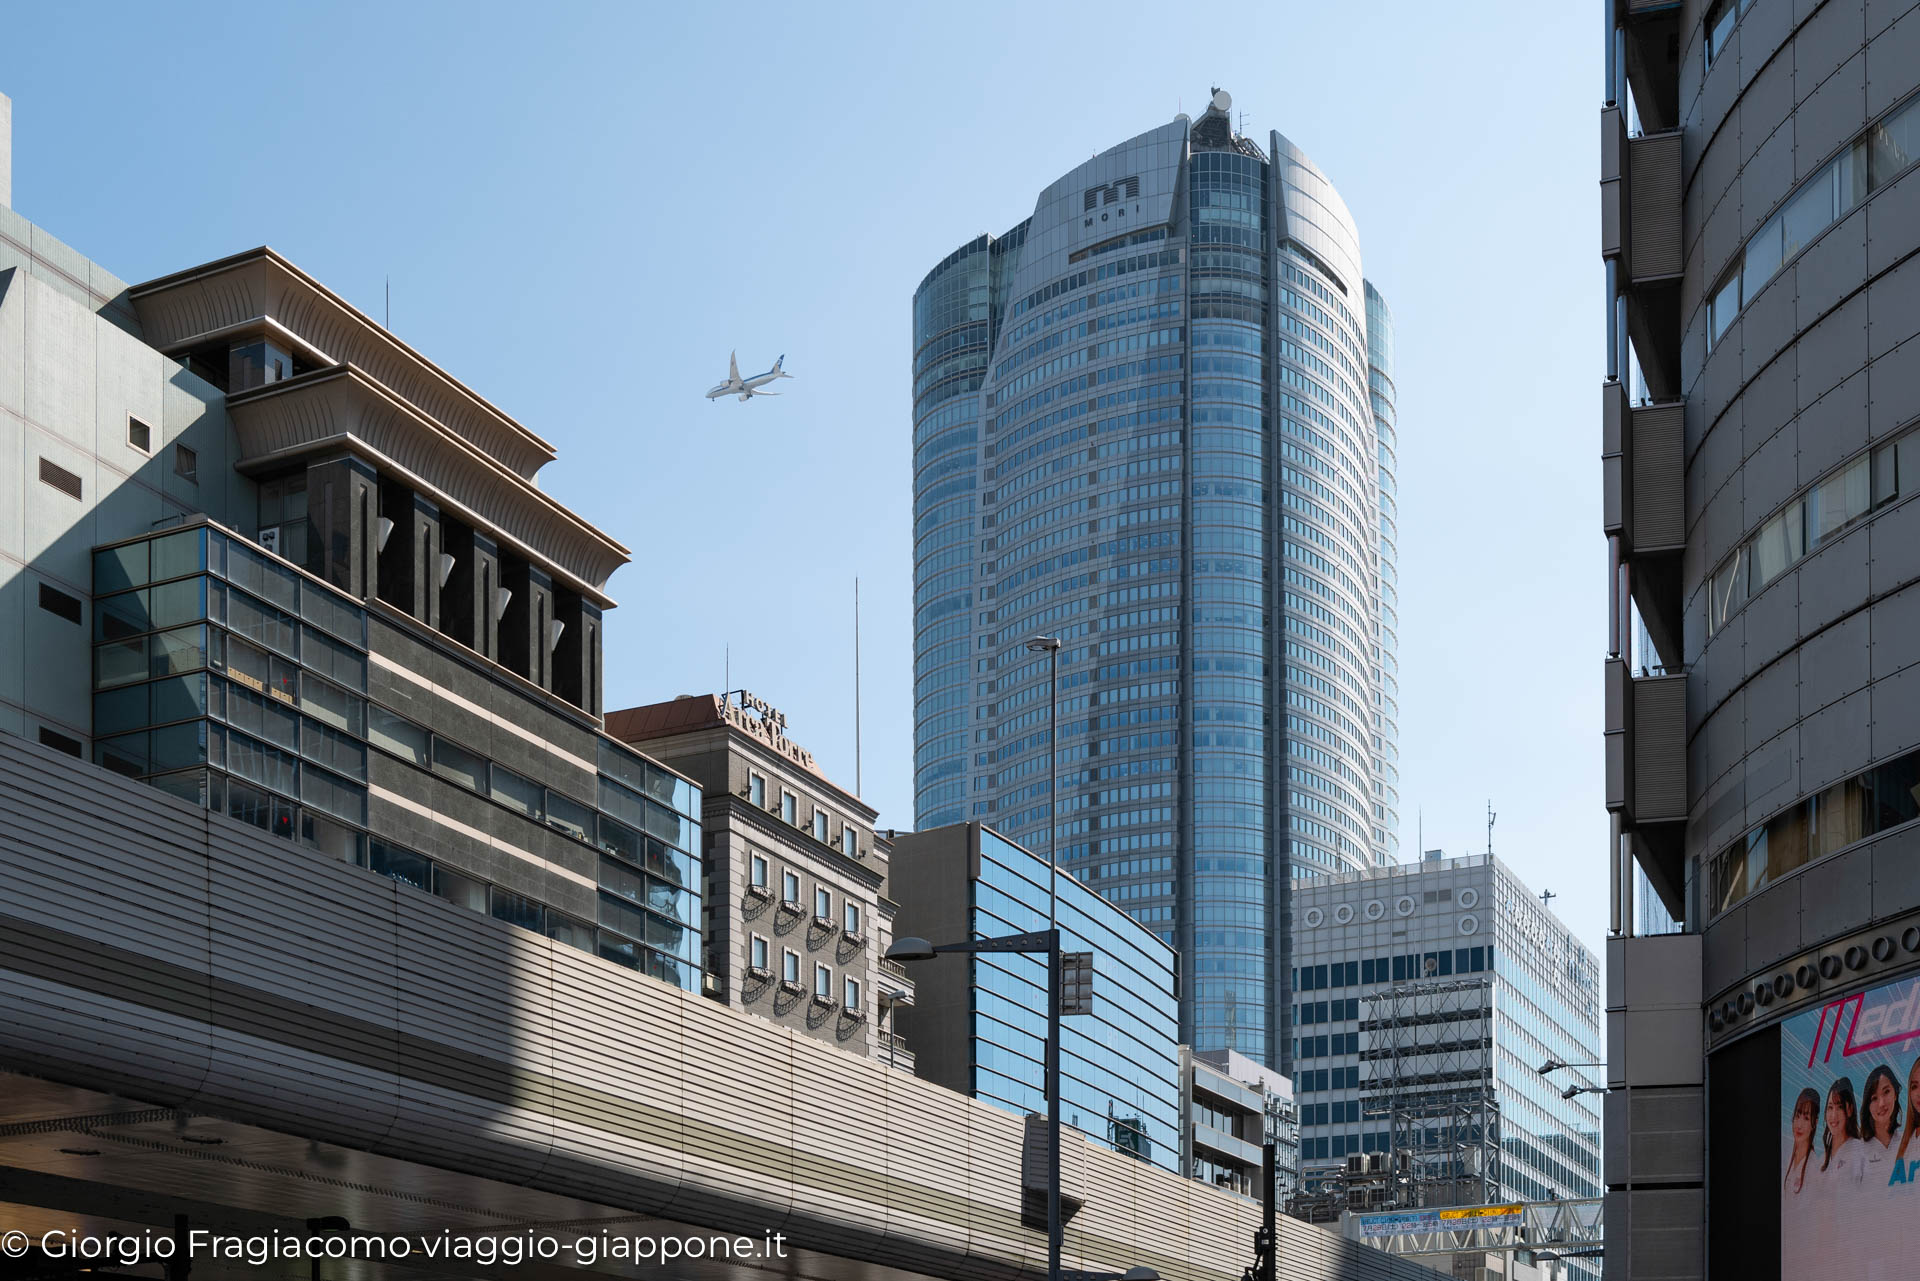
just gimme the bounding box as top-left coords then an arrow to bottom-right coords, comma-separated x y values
1535,1059 -> 1605,1075
1560,1083 -> 1607,1101
889,930 -> 1065,1281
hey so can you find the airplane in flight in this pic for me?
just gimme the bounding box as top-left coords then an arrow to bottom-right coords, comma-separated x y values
706,351 -> 792,401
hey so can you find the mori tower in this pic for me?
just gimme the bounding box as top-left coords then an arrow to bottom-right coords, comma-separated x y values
910,92 -> 1400,1068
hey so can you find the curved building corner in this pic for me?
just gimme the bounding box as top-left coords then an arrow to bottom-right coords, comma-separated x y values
1602,3 -> 1920,1279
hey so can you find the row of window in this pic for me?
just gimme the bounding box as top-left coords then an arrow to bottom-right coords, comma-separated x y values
746,851 -> 864,935
1293,947 -> 1493,993
1706,424 -> 1919,634
1295,1033 -> 1361,1061
1296,998 -> 1361,1025
1711,744 -> 1920,913
1296,1066 -> 1362,1093
745,770 -> 861,860
745,934 -> 864,1011
1707,91 -> 1920,349
353,838 -> 696,989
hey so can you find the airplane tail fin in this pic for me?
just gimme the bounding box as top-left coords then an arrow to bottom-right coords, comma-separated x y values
774,354 -> 793,378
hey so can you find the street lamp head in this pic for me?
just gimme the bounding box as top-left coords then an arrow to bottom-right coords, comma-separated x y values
1538,1058 -> 1564,1075
885,937 -> 937,962
1026,635 -> 1062,653
1561,1082 -> 1604,1100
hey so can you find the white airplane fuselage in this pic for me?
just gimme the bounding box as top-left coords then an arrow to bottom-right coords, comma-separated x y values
706,351 -> 792,401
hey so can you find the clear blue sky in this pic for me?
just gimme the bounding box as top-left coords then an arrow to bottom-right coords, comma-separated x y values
1,2 -> 1605,951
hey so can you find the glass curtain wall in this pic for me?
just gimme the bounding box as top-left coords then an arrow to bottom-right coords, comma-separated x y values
1187,149 -> 1274,1064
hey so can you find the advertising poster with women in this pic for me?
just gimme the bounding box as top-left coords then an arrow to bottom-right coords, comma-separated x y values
1782,971 -> 1920,1279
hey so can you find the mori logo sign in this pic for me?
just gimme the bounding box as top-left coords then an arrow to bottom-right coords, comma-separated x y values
1082,176 -> 1141,227
1082,176 -> 1140,210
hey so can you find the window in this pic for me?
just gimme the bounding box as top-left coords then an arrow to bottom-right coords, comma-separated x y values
842,825 -> 857,858
783,949 -> 800,983
174,444 -> 198,484
1703,0 -> 1752,71
844,901 -> 862,935
749,772 -> 766,806
814,963 -> 833,999
782,869 -> 801,903
368,706 -> 428,765
37,583 -> 82,625
38,458 -> 82,500
751,935 -> 769,971
1706,268 -> 1741,349
1713,745 -> 1920,913
431,736 -> 487,792
490,765 -> 544,818
1750,503 -> 1805,589
750,852 -> 769,888
814,887 -> 832,919
1707,423 -> 1920,637
127,417 -> 152,452
845,977 -> 862,1012
812,808 -> 829,841
781,790 -> 797,824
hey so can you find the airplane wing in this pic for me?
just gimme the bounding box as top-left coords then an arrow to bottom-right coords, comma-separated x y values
748,388 -> 780,397
728,351 -> 740,383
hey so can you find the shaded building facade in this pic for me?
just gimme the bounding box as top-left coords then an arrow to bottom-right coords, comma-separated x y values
1601,4 -> 1920,1278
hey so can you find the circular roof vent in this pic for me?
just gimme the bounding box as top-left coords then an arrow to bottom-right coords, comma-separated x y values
1459,915 -> 1479,936
1303,907 -> 1324,929
1395,896 -> 1416,917
1458,888 -> 1480,909
1365,900 -> 1386,921
1334,904 -> 1355,925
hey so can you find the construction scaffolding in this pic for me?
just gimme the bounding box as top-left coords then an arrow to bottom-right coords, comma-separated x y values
1360,976 -> 1502,1210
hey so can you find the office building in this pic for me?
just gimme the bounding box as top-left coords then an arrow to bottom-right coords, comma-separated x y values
890,821 -> 1182,1169
911,88 -> 1400,1073
1602,3 -> 1920,1279
606,691 -> 911,1065
1183,1047 -> 1300,1202
1289,854 -> 1603,1214
0,93 -> 704,991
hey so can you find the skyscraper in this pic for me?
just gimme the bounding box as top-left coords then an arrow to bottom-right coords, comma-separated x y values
911,91 -> 1399,1070
1601,4 -> 1920,1280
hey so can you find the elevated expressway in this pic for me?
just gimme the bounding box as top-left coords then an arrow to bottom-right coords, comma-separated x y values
0,736 -> 1438,1281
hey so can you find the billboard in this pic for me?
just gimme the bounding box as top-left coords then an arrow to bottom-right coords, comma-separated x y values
1781,971 -> 1920,1279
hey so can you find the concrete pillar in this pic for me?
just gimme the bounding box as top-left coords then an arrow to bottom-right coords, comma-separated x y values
498,557 -> 553,691
304,455 -> 378,600
551,589 -> 601,714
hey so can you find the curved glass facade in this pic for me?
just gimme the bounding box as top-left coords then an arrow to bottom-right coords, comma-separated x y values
910,100 -> 1390,1071
1363,282 -> 1401,865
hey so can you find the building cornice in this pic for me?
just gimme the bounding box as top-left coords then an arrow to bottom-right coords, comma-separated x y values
708,794 -> 883,889
127,246 -> 556,480
227,363 -> 627,603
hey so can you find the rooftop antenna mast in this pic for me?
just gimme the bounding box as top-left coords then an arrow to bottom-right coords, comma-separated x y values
1486,800 -> 1496,858
854,577 -> 863,797
723,643 -> 729,703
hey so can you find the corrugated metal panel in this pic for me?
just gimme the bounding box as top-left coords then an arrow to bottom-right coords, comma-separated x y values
1627,132 -> 1684,282
1630,404 -> 1685,550
1633,676 -> 1688,821
0,733 -> 1441,1281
